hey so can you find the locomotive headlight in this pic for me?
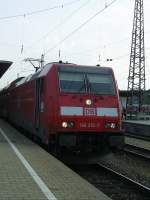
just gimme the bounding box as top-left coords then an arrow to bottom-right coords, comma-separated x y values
105,122 -> 116,129
68,122 -> 75,128
86,99 -> 92,106
62,122 -> 68,128
61,121 -> 75,128
110,123 -> 116,129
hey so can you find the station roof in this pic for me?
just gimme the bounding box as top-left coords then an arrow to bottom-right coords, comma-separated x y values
0,60 -> 13,78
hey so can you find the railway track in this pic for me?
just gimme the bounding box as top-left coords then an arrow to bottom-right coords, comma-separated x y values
98,163 -> 150,198
125,132 -> 150,141
124,143 -> 150,160
70,163 -> 150,200
70,137 -> 150,199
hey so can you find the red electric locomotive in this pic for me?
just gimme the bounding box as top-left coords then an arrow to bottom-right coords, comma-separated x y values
0,62 -> 124,162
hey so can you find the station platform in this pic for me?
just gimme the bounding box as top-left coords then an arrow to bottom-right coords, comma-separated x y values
123,120 -> 150,139
125,136 -> 150,151
0,119 -> 111,200
123,120 -> 150,125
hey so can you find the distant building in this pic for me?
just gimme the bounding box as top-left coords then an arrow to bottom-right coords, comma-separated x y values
119,90 -> 150,114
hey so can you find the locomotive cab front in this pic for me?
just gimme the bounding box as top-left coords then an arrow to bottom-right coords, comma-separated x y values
51,64 -> 124,155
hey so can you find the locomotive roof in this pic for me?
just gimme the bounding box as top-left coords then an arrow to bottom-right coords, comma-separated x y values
20,62 -> 113,82
6,62 -> 114,89
35,62 -> 113,77
57,64 -> 113,74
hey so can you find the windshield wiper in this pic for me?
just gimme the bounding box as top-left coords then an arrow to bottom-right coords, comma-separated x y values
77,75 -> 86,93
86,76 -> 92,93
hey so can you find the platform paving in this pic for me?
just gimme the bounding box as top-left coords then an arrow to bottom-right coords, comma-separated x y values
0,119 -> 111,200
125,136 -> 150,151
0,128 -> 46,200
124,120 -> 150,125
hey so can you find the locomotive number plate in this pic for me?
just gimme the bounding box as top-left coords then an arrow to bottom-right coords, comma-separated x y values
84,107 -> 96,116
79,122 -> 100,128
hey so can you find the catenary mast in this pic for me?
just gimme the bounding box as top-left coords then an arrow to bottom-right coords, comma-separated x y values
126,0 -> 145,114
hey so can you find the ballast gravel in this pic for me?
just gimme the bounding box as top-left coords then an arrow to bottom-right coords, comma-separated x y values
99,151 -> 150,188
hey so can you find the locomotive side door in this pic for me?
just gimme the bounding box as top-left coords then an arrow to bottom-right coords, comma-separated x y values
35,78 -> 43,129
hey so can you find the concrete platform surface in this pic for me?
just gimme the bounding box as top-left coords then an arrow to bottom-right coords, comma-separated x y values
123,120 -> 150,138
125,136 -> 150,151
0,119 -> 111,200
123,120 -> 150,125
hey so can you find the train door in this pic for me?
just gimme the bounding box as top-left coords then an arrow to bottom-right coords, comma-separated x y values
35,78 -> 44,129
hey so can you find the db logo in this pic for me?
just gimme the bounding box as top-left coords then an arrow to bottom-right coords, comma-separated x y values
84,108 -> 96,116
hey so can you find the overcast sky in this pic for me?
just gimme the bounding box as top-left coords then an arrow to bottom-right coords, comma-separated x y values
0,0 -> 150,90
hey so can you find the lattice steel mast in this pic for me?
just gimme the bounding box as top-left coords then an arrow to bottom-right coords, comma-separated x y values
126,0 -> 145,113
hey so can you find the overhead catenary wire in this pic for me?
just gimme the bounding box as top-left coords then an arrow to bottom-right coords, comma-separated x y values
0,0 -> 81,21
27,27 -> 150,58
1,0 -> 150,57
27,0 -> 91,49
44,0 -> 119,55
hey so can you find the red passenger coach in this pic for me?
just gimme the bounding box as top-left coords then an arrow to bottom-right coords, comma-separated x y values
0,62 -> 124,160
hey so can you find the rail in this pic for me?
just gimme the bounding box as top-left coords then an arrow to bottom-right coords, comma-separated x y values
98,163 -> 150,196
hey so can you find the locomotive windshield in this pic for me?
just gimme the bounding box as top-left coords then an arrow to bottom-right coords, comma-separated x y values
86,73 -> 115,95
59,71 -> 115,95
59,72 -> 85,93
